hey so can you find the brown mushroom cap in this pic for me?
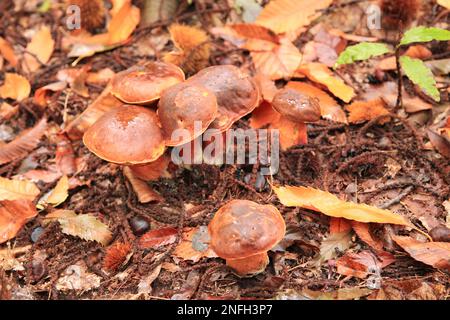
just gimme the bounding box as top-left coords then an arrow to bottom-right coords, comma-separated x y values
111,61 -> 185,105
272,88 -> 321,123
83,105 -> 165,165
186,65 -> 260,132
208,200 -> 285,259
158,82 -> 218,146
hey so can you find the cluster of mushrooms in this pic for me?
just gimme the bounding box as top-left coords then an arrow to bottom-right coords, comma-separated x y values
82,60 -> 322,277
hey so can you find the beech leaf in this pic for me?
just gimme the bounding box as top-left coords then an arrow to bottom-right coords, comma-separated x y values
335,42 -> 391,67
400,56 -> 440,102
0,73 -> 31,101
399,27 -> 450,47
0,200 -> 38,244
0,177 -> 40,201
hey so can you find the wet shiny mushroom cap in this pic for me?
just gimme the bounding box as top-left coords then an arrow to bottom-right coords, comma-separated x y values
272,88 -> 321,123
186,65 -> 260,132
158,83 -> 218,146
208,200 -> 286,260
111,61 -> 185,105
83,105 -> 165,165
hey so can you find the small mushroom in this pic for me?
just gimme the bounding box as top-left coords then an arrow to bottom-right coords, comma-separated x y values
83,105 -> 165,165
158,82 -> 218,146
111,61 -> 185,105
271,88 -> 321,123
208,200 -> 286,277
186,65 -> 260,132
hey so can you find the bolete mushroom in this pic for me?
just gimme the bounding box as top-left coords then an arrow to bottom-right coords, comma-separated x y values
111,61 -> 185,105
83,105 -> 165,165
158,82 -> 218,146
271,88 -> 321,123
186,65 -> 260,132
208,200 -> 286,277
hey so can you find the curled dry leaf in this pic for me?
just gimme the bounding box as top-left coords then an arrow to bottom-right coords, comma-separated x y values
44,210 -> 112,246
0,200 -> 38,244
427,129 -> 450,159
123,167 -> 164,203
273,185 -> 413,226
286,81 -> 347,123
317,231 -> 352,265
86,68 -> 115,84
37,175 -> 69,208
336,250 -> 395,279
23,25 -> 55,73
255,0 -> 333,34
138,227 -> 178,249
297,63 -> 355,102
55,261 -> 101,292
345,99 -> 390,124
34,81 -> 67,107
0,177 -> 40,201
0,37 -> 18,67
351,221 -> 385,252
0,73 -> 31,101
392,235 -> 450,271
103,242 -> 132,271
0,117 -> 47,165
173,226 -> 218,263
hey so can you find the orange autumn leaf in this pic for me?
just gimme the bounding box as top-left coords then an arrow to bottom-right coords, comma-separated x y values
297,63 -> 355,102
351,221 -> 385,252
173,226 -> 218,263
0,117 -> 47,165
0,73 -> 31,102
336,250 -> 395,279
139,227 -> 178,249
123,167 -> 163,203
34,81 -> 67,107
272,116 -> 308,150
392,236 -> 450,271
230,24 -> 280,43
345,98 -> 390,124
255,0 -> 333,34
0,200 -> 38,244
286,81 -> 347,123
253,74 -> 278,102
0,177 -> 40,202
0,37 -> 18,67
273,185 -> 412,226
244,37 -> 302,80
249,101 -> 281,129
330,217 -> 352,234
107,2 -> 140,44
23,25 -> 54,73
86,68 -> 115,85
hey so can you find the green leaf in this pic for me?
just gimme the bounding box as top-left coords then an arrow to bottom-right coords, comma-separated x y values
399,27 -> 450,46
400,56 -> 440,102
335,43 -> 391,67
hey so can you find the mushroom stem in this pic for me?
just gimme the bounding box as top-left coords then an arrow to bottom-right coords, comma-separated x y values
226,252 -> 269,277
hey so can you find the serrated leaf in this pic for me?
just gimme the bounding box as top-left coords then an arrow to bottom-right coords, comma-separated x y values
0,177 -> 40,201
399,27 -> 450,47
335,42 -> 391,66
400,56 -> 440,102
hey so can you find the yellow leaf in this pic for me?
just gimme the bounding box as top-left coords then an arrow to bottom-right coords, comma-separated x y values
437,0 -> 450,10
107,2 -> 140,44
0,37 -> 18,67
23,25 -> 54,72
0,177 -> 40,201
256,0 -> 333,34
39,175 -> 69,208
0,73 -> 31,101
273,185 -> 412,226
298,63 -> 355,102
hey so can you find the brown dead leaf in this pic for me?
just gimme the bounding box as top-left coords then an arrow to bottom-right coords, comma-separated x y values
38,175 -> 69,208
345,98 -> 391,124
427,129 -> 450,159
351,221 -> 385,252
392,235 -> 450,271
54,133 -> 77,175
230,23 -> 280,43
129,155 -> 171,181
0,73 -> 31,101
55,261 -> 101,292
0,117 -> 47,165
107,2 -> 140,44
297,63 -> 355,102
23,169 -> 62,184
139,227 -> 178,249
0,177 -> 40,202
336,250 -> 395,279
286,81 -> 347,123
255,0 -> 333,34
123,167 -> 163,203
0,37 -> 18,67
23,25 -> 54,73
0,200 -> 38,244
173,226 -> 218,263
317,231 -> 352,264
34,81 -> 67,107
273,186 -> 413,226
253,74 -> 278,102
0,102 -> 18,120
330,217 -> 352,234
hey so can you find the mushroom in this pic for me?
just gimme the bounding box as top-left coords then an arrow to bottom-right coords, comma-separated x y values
271,88 -> 321,123
158,82 -> 218,146
83,105 -> 165,165
111,61 -> 185,105
208,200 -> 286,277
186,65 -> 261,132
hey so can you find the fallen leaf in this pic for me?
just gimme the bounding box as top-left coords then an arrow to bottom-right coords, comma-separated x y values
392,235 -> 450,271
106,2 -> 140,44
0,245 -> 31,271
0,73 -> 31,101
438,0 -> 450,9
86,68 -> 115,85
54,133 -> 77,175
23,25 -> 54,73
0,200 -> 38,244
230,23 -> 280,43
273,185 -> 413,226
329,217 -> 352,234
38,175 -> 69,208
302,287 -> 372,300
371,279 -> 446,300
44,210 -> 112,245
336,250 -> 395,279
427,129 -> 450,159
351,221 -> 384,252
123,167 -> 164,203
0,37 -> 18,67
255,0 -> 333,34
345,98 -> 391,124
297,63 -> 355,102
0,177 -> 40,201
0,117 -> 47,165
137,264 -> 162,295
253,74 -> 278,102
317,231 -> 352,264
34,81 -> 67,107
23,169 -> 62,184
173,226 -> 218,263
286,81 -> 347,123
0,102 -> 19,121
139,227 -> 178,249
55,261 -> 101,292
